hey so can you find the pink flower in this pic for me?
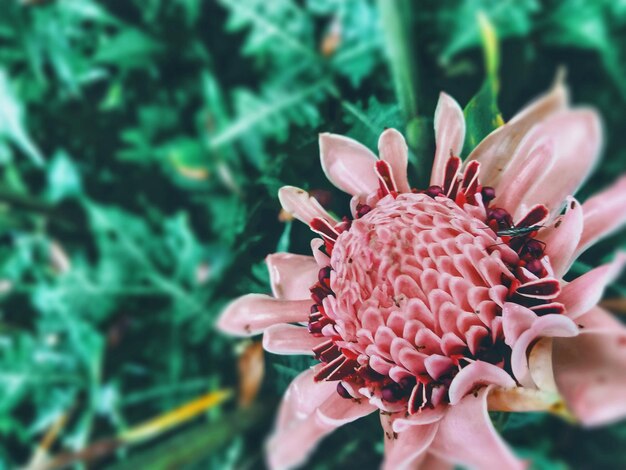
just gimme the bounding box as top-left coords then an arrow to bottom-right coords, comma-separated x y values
217,81 -> 626,470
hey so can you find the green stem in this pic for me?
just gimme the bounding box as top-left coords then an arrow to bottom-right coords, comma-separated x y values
378,0 -> 419,120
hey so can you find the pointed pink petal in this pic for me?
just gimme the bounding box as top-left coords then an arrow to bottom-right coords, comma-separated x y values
577,175 -> 626,256
310,239 -> 330,266
266,253 -> 318,300
537,197 -> 583,277
381,412 -> 439,470
424,355 -> 454,380
517,109 -> 602,216
448,361 -> 516,405
430,386 -> 526,470
494,139 -> 556,217
510,314 -> 579,387
319,133 -> 378,196
217,294 -> 310,337
267,366 -> 336,470
274,366 -> 334,428
553,326 -> 626,427
467,80 -> 568,187
431,93 -> 465,186
558,253 -> 626,319
278,185 -> 336,225
263,324 -> 326,355
502,303 -> 537,346
378,128 -> 410,192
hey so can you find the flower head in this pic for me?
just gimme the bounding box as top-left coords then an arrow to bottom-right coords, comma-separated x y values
218,81 -> 626,470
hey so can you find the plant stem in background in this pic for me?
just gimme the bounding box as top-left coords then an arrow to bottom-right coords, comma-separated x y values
377,0 -> 419,120
377,0 -> 427,185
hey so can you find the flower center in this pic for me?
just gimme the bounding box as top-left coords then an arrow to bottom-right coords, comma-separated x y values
307,178 -> 563,413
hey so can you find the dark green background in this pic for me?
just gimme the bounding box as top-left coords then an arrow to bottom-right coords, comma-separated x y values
0,0 -> 625,468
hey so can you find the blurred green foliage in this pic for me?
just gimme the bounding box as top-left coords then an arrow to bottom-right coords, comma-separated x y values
0,0 -> 625,468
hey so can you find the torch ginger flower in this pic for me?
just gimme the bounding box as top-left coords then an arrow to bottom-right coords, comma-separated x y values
217,81 -> 626,470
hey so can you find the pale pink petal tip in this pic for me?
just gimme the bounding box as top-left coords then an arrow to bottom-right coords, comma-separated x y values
467,79 -> 568,188
431,92 -> 465,186
430,386 -> 526,470
577,174 -> 626,256
277,185 -> 335,224
378,128 -> 410,192
267,367 -> 374,470
262,324 -> 324,355
502,303 -> 579,387
266,252 -> 318,300
518,109 -> 602,217
319,133 -> 379,196
538,197 -> 583,277
216,294 -> 310,337
558,252 -> 626,319
448,360 -> 516,405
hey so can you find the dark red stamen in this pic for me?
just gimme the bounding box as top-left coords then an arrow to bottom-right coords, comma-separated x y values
376,160 -> 398,196
487,208 -> 513,231
481,186 -> 496,205
516,278 -> 561,299
337,382 -> 352,399
517,204 -> 549,228
443,156 -> 461,194
310,217 -> 340,242
425,185 -> 444,198
356,203 -> 372,218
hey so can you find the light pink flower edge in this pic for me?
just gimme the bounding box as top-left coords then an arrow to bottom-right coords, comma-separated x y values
218,80 -> 626,470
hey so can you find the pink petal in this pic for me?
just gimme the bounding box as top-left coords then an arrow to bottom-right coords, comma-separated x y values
319,133 -> 378,196
316,393 -> 376,426
448,361 -> 516,405
577,306 -> 626,334
493,139 -> 555,217
381,412 -> 439,470
217,294 -> 310,337
467,80 -> 568,187
431,93 -> 465,186
502,303 -> 537,346
310,238 -> 330,266
392,406 -> 447,433
553,327 -> 626,426
416,453 -> 453,470
430,386 -> 526,470
277,185 -> 336,225
510,314 -> 579,387
378,128 -> 410,192
577,175 -> 626,256
267,367 -> 336,470
537,197 -> 583,277
274,366 -> 336,433
517,109 -> 602,216
424,354 -> 454,380
262,324 -> 326,355
558,253 -> 626,319
266,253 -> 319,300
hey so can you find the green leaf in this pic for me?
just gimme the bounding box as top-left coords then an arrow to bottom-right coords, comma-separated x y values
0,70 -> 44,166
